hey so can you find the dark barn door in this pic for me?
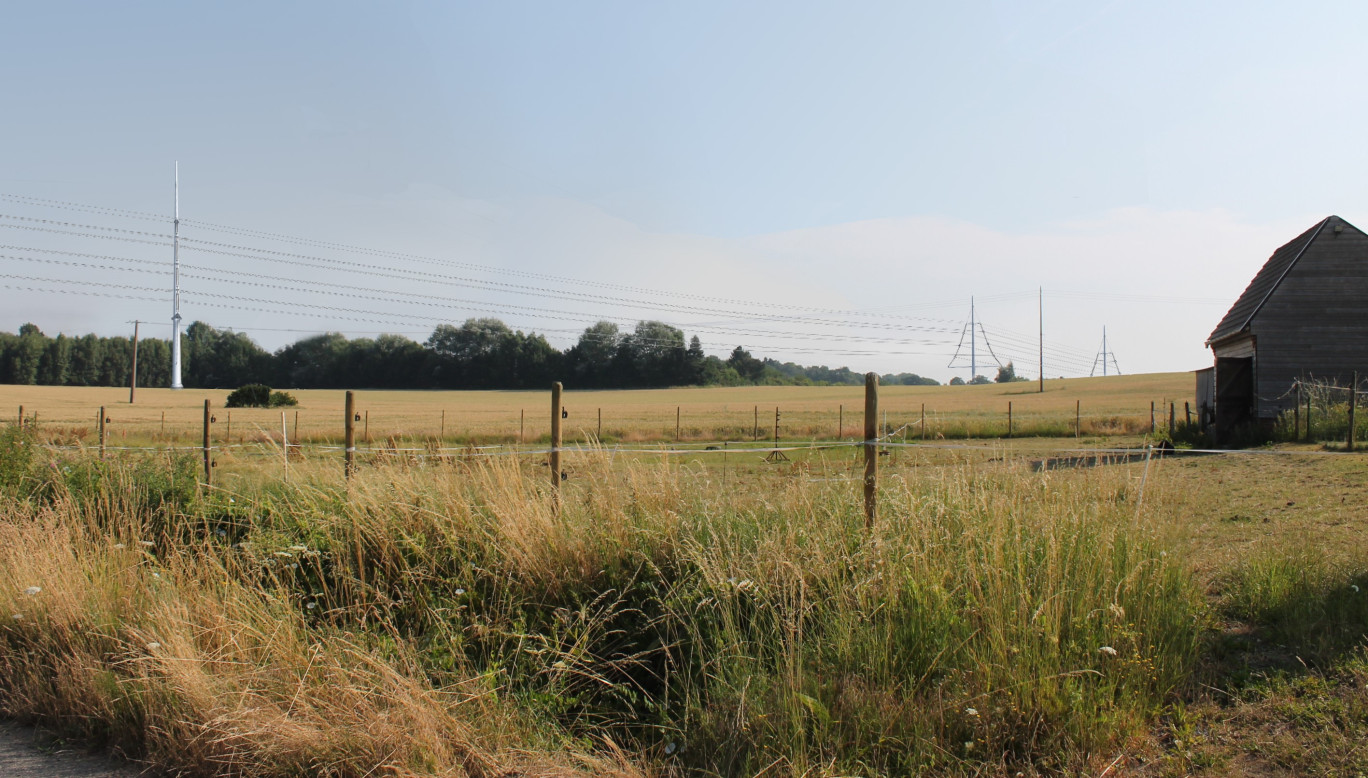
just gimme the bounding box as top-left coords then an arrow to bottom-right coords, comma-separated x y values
1215,356 -> 1254,437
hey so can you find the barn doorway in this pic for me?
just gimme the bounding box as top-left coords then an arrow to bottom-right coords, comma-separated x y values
1215,356 -> 1253,436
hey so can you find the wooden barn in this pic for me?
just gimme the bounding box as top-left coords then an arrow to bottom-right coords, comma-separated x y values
1203,215 -> 1368,436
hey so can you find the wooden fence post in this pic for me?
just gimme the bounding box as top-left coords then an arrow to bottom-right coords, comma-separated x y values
202,400 -> 212,486
1307,389 -> 1313,442
281,412 -> 289,481
99,406 -> 107,461
1294,382 -> 1301,440
1350,372 -> 1358,452
864,373 -> 879,528
345,391 -> 356,480
550,382 -> 563,503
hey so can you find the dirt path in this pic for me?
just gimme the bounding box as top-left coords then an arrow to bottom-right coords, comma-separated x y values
0,723 -> 137,777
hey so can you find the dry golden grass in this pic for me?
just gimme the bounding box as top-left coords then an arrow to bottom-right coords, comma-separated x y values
2,371 -> 1195,445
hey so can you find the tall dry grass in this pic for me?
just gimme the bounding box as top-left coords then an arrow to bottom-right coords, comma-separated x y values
0,422 -> 1204,776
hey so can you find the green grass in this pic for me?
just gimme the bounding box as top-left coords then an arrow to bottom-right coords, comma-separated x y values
5,414 -> 1368,776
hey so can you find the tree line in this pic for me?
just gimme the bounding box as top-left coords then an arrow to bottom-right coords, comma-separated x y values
0,319 -> 941,390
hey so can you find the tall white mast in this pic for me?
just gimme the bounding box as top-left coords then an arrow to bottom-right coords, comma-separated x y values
170,162 -> 183,389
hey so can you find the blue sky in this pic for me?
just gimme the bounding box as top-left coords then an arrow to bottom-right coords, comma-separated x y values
2,1 -> 1365,379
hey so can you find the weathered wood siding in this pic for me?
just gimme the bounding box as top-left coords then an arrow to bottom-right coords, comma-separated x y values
1247,219 -> 1368,419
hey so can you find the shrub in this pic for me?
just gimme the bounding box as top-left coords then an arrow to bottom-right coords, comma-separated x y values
225,384 -> 272,408
269,390 -> 298,407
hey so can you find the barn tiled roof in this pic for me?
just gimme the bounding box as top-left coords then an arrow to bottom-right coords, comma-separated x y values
1206,216 -> 1333,345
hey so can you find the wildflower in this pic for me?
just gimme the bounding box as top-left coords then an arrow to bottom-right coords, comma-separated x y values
145,642 -> 161,651
1099,646 -> 1118,657
23,586 -> 40,596
965,707 -> 979,717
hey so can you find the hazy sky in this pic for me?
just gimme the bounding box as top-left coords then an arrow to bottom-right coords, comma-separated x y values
2,1 -> 1364,381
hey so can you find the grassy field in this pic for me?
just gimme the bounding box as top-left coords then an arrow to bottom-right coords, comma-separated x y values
3,375 -> 1366,776
3,372 -> 1195,446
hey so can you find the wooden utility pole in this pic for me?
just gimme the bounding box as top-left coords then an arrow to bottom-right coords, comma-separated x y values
202,400 -> 212,486
128,320 -> 140,404
99,406 -> 107,460
863,373 -> 879,528
550,382 -> 563,501
345,391 -> 356,480
1350,372 -> 1358,452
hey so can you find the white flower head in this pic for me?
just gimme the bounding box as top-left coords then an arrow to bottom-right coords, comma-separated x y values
23,586 -> 40,596
1099,646 -> 1118,657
